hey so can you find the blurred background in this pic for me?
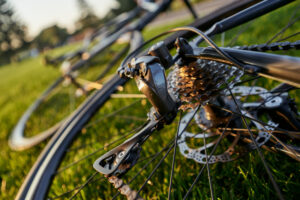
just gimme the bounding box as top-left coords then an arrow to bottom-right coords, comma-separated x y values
0,0 -> 205,65
0,0 -> 138,64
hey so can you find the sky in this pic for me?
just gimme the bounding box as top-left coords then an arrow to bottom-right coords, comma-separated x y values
9,0 -> 118,38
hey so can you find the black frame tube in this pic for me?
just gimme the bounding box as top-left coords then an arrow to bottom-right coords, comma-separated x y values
71,0 -> 172,71
195,0 -> 294,45
194,47 -> 300,87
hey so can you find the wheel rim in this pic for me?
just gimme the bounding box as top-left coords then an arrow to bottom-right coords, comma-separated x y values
9,37 -> 131,150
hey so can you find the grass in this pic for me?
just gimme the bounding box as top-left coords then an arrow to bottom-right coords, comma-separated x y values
0,1 -> 300,199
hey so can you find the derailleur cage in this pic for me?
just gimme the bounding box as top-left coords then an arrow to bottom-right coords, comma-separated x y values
93,120 -> 159,177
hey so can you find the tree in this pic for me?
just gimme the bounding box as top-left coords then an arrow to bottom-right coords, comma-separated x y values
75,0 -> 102,32
105,0 -> 137,20
77,0 -> 93,19
0,0 -> 27,64
34,25 -> 68,50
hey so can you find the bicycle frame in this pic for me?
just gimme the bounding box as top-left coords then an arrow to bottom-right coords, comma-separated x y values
193,47 -> 300,87
94,0 -> 300,179
9,0 -> 173,151
195,0 -> 294,45
70,0 -> 173,72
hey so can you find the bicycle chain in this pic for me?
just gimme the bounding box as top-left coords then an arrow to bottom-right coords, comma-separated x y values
106,176 -> 144,200
233,40 -> 300,52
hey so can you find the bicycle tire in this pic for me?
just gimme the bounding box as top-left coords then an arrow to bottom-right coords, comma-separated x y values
16,28 -> 145,199
9,41 -> 130,151
15,74 -> 127,199
9,76 -> 65,150
9,15 -> 142,151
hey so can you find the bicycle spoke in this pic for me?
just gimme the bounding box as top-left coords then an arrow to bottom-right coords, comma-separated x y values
110,94 -> 146,98
136,108 -> 199,196
69,87 -> 75,114
233,76 -> 261,86
226,85 -> 285,200
213,105 -> 296,136
168,111 -> 182,200
266,4 -> 300,44
203,128 -> 214,200
95,44 -> 129,81
275,32 -> 300,42
112,114 -> 147,121
50,176 -> 105,199
217,127 -> 300,135
84,99 -> 142,128
183,115 -> 233,199
69,172 -> 98,200
261,130 -> 300,161
228,21 -> 253,46
67,123 -> 146,152
112,140 -> 176,200
137,142 -> 175,195
243,78 -> 259,102
56,125 -> 145,174
212,105 -> 300,161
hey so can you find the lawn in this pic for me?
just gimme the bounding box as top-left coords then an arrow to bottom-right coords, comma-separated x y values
0,1 -> 300,199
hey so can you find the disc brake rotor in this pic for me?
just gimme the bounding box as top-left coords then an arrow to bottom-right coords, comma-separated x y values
177,86 -> 279,164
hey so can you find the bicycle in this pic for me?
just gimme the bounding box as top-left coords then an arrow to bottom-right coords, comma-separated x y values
15,0 -> 300,199
9,0 -> 202,151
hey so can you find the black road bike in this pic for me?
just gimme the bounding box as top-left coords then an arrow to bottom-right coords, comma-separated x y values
15,0 -> 300,199
9,0 -> 201,150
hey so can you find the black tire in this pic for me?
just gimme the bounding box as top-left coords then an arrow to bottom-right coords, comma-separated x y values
9,26 -> 139,151
9,77 -> 64,150
15,74 -> 127,199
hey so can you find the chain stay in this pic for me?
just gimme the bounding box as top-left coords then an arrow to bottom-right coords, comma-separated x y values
234,40 -> 300,52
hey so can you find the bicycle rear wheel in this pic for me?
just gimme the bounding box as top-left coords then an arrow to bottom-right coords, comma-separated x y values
17,1 -> 299,199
